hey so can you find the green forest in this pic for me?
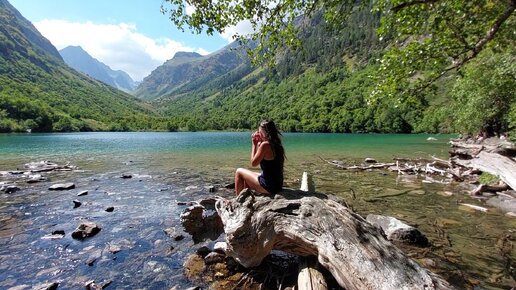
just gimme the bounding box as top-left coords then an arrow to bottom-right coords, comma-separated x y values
156,6 -> 516,138
1,0 -> 514,139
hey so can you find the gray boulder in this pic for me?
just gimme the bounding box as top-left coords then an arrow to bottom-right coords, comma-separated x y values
72,222 -> 101,240
1,185 -> 20,193
366,214 -> 428,246
486,195 -> 516,214
49,183 -> 75,190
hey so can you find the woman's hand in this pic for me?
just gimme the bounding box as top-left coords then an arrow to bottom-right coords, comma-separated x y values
252,131 -> 261,144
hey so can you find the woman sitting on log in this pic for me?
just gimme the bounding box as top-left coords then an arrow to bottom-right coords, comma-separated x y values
234,120 -> 285,196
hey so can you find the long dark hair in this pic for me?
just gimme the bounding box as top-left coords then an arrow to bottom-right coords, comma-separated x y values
259,120 -> 285,166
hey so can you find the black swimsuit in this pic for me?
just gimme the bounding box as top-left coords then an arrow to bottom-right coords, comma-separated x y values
258,145 -> 283,193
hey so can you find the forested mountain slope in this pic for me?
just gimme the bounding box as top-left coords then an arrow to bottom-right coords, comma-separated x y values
154,9 -> 393,132
135,42 -> 251,100
60,46 -> 137,93
0,0 -> 158,132
154,7 -> 514,136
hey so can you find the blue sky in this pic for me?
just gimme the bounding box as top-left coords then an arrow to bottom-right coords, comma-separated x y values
9,0 -> 249,81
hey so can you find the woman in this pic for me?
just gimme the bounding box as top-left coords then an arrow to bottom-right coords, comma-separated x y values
234,120 -> 285,196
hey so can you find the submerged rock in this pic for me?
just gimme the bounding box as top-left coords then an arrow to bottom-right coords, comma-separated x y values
164,227 -> 184,241
71,222 -> 101,240
27,174 -> 46,183
0,185 -> 20,194
366,214 -> 429,246
25,161 -> 59,172
180,201 -> 224,243
33,281 -> 59,290
41,229 -> 65,240
486,196 -> 516,214
25,161 -> 76,172
77,190 -> 88,196
184,254 -> 205,280
107,244 -> 121,254
49,183 -> 75,190
180,206 -> 205,231
86,256 -> 98,266
85,280 -> 105,290
73,200 -> 82,208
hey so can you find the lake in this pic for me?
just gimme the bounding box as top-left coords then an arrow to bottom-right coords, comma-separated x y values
0,132 -> 514,289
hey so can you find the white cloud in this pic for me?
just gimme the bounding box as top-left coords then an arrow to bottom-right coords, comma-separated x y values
34,19 -> 210,81
220,20 -> 255,43
195,48 -> 210,55
185,4 -> 196,16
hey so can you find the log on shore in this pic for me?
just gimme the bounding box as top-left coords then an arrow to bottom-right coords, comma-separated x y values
452,148 -> 516,190
215,189 -> 454,290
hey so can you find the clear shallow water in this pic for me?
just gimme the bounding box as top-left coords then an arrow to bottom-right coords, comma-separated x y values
0,132 -> 450,173
0,132 -> 514,289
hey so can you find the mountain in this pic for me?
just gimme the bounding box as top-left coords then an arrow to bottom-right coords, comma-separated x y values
134,42 -> 252,100
60,45 -> 137,92
152,9 -> 389,132
0,0 -> 159,132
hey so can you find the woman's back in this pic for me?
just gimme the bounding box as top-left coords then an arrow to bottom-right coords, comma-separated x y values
259,143 -> 284,192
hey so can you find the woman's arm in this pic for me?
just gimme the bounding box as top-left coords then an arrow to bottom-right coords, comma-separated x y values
251,142 -> 272,167
251,131 -> 262,166
251,140 -> 258,164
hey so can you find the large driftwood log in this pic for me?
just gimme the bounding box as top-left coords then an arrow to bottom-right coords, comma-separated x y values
215,189 -> 453,290
452,147 -> 516,190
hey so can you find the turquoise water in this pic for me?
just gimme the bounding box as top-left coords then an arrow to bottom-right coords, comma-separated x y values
1,132 -> 514,289
0,132 -> 450,169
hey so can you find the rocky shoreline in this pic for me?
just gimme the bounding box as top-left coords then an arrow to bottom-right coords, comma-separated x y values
0,160 -> 233,289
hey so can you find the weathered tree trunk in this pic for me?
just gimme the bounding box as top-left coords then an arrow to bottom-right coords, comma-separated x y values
215,189 -> 453,290
450,140 -> 516,190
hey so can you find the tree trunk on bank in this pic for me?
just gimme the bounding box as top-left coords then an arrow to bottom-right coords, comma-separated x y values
450,140 -> 516,190
215,189 -> 454,290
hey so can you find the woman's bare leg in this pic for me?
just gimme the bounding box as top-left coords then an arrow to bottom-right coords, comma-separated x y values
234,168 -> 269,195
